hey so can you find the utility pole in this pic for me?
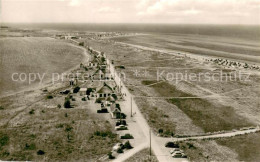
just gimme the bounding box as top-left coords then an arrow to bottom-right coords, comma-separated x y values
130,96 -> 133,117
150,129 -> 152,161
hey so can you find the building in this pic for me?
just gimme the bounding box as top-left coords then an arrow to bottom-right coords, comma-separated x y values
96,82 -> 115,98
79,88 -> 87,96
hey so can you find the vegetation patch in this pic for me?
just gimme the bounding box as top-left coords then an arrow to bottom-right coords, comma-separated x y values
168,97 -> 252,132
216,132 -> 260,162
142,80 -> 252,132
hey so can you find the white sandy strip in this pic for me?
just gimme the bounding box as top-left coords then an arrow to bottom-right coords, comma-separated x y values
172,127 -> 260,142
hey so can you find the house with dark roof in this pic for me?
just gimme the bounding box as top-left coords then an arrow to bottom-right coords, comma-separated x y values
88,56 -> 99,67
96,82 -> 115,98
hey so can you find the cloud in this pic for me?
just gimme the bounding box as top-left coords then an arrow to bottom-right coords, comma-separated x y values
137,0 -> 260,24
98,6 -> 121,13
68,0 -> 81,7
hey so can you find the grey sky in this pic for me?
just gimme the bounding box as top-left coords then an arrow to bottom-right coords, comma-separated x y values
1,0 -> 260,24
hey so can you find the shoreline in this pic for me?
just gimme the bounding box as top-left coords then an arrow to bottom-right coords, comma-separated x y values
116,42 -> 260,74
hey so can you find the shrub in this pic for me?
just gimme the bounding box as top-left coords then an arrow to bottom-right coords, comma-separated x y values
79,42 -> 84,46
0,133 -> 9,147
0,106 -> 4,110
117,148 -> 124,153
57,104 -> 61,108
73,86 -> 80,93
121,133 -> 134,139
108,152 -> 115,159
64,99 -> 71,108
81,97 -> 86,101
37,150 -> 45,155
101,57 -> 106,63
94,131 -> 116,138
29,109 -> 35,115
25,143 -> 36,150
123,141 -> 133,149
158,129 -> 164,134
46,95 -> 53,99
65,113 -> 68,117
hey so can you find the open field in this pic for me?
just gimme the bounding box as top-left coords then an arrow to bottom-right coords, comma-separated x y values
0,37 -> 85,96
125,148 -> 158,162
84,37 -> 260,161
0,79 -> 119,161
177,132 -> 260,162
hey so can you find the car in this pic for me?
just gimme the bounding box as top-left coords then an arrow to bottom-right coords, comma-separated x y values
112,143 -> 123,151
170,148 -> 182,154
116,120 -> 127,126
115,125 -> 128,131
60,90 -> 70,94
171,152 -> 183,158
165,142 -> 179,148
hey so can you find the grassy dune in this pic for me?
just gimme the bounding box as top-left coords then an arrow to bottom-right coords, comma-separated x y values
0,37 -> 85,96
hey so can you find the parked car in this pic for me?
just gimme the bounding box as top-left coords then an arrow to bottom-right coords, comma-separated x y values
115,125 -> 128,131
116,120 -> 127,126
172,152 -> 183,158
165,142 -> 179,148
60,90 -> 70,94
170,148 -> 183,154
112,143 -> 123,151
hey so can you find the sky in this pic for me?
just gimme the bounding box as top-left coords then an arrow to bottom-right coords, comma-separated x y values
0,0 -> 260,24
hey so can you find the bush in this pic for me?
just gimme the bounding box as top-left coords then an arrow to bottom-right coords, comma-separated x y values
81,97 -> 86,101
94,131 -> 117,138
108,152 -> 115,159
121,133 -> 134,139
123,141 -> 133,149
117,148 -> 124,153
29,109 -> 35,115
73,86 -> 80,93
25,143 -> 36,150
37,150 -> 45,155
0,106 -> 4,110
158,128 -> 164,134
79,42 -> 84,46
46,95 -> 53,99
0,133 -> 9,147
57,104 -> 61,108
64,99 -> 71,108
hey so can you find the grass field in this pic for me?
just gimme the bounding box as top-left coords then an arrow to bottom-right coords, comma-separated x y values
216,132 -> 260,162
141,80 -> 253,132
126,148 -> 158,162
0,88 -> 119,161
0,37 -> 85,96
176,132 -> 260,162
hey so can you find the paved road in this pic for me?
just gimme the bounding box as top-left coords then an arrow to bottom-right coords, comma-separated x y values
108,60 -> 187,162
